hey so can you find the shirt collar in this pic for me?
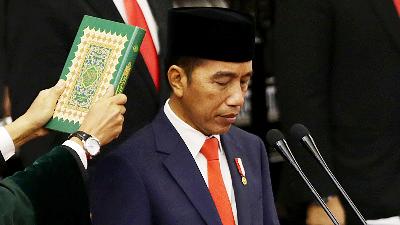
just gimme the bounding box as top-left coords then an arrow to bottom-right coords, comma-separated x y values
163,99 -> 221,159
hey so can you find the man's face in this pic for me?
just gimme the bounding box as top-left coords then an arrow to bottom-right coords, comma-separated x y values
175,59 -> 252,135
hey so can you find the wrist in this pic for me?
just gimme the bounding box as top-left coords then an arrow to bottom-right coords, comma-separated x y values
69,136 -> 84,148
69,131 -> 100,158
4,116 -> 36,148
69,136 -> 92,160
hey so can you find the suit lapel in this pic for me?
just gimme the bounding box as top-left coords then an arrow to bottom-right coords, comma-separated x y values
147,0 -> 171,35
147,0 -> 173,102
221,132 -> 252,225
368,0 -> 400,52
147,0 -> 171,53
153,112 -> 222,225
134,54 -> 158,99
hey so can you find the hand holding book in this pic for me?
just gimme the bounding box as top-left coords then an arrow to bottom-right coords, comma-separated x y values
78,85 -> 127,146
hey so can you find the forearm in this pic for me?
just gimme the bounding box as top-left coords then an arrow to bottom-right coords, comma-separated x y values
4,114 -> 39,149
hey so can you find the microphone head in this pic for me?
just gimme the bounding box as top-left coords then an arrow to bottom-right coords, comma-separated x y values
290,123 -> 311,140
266,129 -> 285,146
290,123 -> 324,163
267,129 -> 300,169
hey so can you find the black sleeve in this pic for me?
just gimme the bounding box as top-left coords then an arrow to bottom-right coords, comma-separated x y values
9,145 -> 90,225
273,0 -> 337,204
0,0 -> 6,118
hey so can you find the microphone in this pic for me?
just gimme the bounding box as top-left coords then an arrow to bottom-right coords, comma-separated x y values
290,123 -> 367,225
266,129 -> 340,225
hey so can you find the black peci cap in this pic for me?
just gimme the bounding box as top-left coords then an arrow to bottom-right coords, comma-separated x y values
166,7 -> 255,67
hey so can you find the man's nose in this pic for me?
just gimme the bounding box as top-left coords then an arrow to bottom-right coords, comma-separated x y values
226,83 -> 245,108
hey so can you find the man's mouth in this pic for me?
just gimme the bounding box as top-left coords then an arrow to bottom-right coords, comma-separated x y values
220,113 -> 239,123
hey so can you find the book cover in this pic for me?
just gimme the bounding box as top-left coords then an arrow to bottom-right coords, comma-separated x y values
46,15 -> 145,133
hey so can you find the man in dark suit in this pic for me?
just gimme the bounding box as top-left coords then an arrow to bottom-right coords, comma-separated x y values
91,7 -> 280,225
274,0 -> 400,224
4,0 -> 172,166
1,81 -> 127,225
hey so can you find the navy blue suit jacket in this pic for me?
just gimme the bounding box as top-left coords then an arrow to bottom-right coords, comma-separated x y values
90,111 -> 279,225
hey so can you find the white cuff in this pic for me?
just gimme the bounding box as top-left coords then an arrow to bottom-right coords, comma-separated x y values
0,116 -> 13,126
0,126 -> 16,161
367,216 -> 400,225
62,140 -> 88,169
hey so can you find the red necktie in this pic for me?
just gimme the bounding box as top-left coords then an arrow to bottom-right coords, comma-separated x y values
394,0 -> 400,16
201,137 -> 235,225
124,0 -> 160,90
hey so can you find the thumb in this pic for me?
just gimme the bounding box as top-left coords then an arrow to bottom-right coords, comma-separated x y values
44,80 -> 65,107
104,84 -> 115,98
51,80 -> 66,96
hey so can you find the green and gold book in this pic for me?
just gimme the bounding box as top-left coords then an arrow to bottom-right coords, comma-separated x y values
46,15 -> 145,133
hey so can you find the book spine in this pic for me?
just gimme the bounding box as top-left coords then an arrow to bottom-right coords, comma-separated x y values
113,27 -> 145,94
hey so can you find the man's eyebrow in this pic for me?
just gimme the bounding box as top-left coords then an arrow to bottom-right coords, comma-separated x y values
212,71 -> 253,78
212,71 -> 237,78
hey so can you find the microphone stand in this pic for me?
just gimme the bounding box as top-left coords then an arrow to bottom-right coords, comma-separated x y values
301,135 -> 367,225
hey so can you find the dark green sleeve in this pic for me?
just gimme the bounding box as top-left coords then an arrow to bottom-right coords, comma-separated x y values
8,146 -> 90,225
0,178 -> 35,225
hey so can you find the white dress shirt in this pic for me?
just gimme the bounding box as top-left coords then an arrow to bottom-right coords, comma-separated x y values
63,140 -> 88,169
0,126 -> 16,161
164,99 -> 238,224
0,126 -> 88,169
113,0 -> 160,53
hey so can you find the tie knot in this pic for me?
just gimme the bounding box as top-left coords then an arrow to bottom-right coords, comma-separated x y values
201,137 -> 219,161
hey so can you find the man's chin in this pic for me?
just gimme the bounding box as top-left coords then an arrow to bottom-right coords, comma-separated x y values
212,125 -> 231,135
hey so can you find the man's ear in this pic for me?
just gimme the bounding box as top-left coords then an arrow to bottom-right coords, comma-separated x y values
167,65 -> 187,98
